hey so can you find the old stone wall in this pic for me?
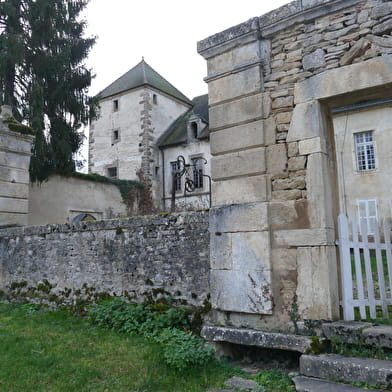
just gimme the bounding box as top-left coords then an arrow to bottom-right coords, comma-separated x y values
0,105 -> 34,228
0,210 -> 210,308
198,0 -> 392,331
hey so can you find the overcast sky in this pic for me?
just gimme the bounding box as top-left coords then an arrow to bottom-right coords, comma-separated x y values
84,0 -> 290,99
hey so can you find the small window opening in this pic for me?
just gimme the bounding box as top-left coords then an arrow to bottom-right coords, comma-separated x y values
153,94 -> 158,104
107,167 -> 118,178
155,166 -> 159,176
190,122 -> 198,139
112,129 -> 120,145
113,99 -> 119,112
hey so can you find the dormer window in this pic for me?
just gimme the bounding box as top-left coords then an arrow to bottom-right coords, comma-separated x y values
190,121 -> 198,139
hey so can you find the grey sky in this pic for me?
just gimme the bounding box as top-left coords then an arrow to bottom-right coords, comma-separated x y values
85,0 -> 290,99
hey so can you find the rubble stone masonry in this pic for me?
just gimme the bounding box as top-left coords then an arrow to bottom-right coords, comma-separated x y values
0,211 -> 210,308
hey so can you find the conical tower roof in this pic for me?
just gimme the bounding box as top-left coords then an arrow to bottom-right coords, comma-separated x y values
97,59 -> 192,105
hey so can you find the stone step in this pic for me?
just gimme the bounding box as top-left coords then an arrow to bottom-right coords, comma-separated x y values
322,321 -> 392,349
293,376 -> 385,392
300,354 -> 392,389
202,325 -> 313,353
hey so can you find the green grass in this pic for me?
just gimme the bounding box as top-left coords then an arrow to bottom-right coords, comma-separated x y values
0,302 -> 237,392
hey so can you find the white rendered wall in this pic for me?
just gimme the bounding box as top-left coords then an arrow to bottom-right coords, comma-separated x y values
333,105 -> 392,222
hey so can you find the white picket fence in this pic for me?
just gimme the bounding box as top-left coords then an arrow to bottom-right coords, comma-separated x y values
337,213 -> 392,320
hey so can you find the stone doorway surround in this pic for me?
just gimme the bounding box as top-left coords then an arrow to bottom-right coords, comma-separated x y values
198,0 -> 392,332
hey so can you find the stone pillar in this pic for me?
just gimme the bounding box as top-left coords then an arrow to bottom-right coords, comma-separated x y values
198,19 -> 275,319
0,105 -> 34,228
198,16 -> 340,332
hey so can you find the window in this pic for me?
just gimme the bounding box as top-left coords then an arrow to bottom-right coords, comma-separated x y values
355,131 -> 376,171
192,157 -> 204,189
153,94 -> 158,104
190,122 -> 198,139
107,166 -> 118,178
171,161 -> 181,192
113,99 -> 119,112
112,128 -> 120,144
358,199 -> 378,235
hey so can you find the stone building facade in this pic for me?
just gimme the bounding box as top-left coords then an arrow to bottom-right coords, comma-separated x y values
198,0 -> 392,332
89,59 -> 212,211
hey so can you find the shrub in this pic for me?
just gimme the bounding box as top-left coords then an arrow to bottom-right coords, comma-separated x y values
87,298 -> 214,370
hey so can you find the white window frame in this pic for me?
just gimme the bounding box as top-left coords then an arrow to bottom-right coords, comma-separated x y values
354,131 -> 376,172
357,199 -> 378,235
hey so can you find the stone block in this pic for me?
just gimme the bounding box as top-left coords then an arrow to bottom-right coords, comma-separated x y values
373,18 -> 392,35
209,93 -> 264,130
209,202 -> 269,233
273,229 -> 335,247
300,355 -> 392,389
272,189 -> 302,201
0,151 -> 31,170
264,117 -> 277,145
0,212 -> 27,227
266,143 -> 287,175
303,48 -> 326,70
298,136 -> 326,155
232,231 -> 271,271
0,197 -> 28,213
210,268 -> 272,314
224,377 -> 258,390
293,376 -> 385,392
212,175 -> 269,206
296,246 -> 339,320
371,3 -> 392,19
0,166 -> 29,184
363,325 -> 392,349
287,101 -> 324,142
273,176 -> 305,191
211,147 -> 266,180
294,55 -> 392,104
210,120 -> 265,155
272,96 -> 294,109
306,153 -> 335,229
322,321 -> 373,345
0,132 -> 33,154
0,182 -> 29,199
288,142 -> 298,157
201,326 -> 313,353
208,65 -> 262,105
269,200 -> 310,230
206,40 -> 261,76
288,156 -> 306,171
276,111 -> 292,124
210,232 -> 232,270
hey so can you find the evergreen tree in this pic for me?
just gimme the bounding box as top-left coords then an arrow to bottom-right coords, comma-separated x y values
0,0 -> 95,181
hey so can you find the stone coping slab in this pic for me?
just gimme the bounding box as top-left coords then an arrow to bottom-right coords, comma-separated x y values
300,354 -> 392,388
293,376 -> 385,392
322,321 -> 392,349
201,325 -> 313,353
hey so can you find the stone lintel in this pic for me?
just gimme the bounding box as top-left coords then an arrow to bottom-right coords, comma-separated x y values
201,325 -> 313,353
295,55 -> 392,104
